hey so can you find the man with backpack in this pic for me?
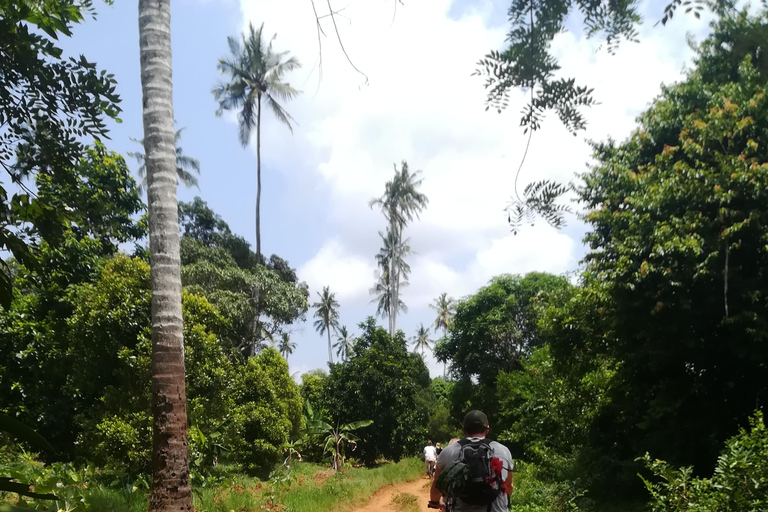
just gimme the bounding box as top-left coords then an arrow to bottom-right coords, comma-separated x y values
429,410 -> 514,511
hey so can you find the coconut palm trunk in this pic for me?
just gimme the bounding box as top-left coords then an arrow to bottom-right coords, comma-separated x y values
327,328 -> 333,365
138,1 -> 192,511
256,94 -> 262,259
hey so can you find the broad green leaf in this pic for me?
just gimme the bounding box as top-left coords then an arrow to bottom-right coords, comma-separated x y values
0,413 -> 56,454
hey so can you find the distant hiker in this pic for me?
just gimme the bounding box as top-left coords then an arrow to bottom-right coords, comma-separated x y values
428,410 -> 514,511
424,440 -> 438,477
435,442 -> 443,456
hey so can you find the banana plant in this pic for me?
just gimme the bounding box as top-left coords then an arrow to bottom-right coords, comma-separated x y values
302,401 -> 372,471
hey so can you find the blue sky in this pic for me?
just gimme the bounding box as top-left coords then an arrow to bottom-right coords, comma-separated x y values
59,0 -> 714,378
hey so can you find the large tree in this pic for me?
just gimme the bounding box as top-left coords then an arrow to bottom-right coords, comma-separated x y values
0,0 -> 121,307
435,272 -> 572,419
0,144 -> 144,453
369,162 -> 428,337
137,0 -> 191,509
575,7 -> 768,475
213,22 -> 300,259
323,317 -> 430,464
313,286 -> 340,365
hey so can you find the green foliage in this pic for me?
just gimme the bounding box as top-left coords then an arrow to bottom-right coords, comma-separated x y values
213,22 -> 301,145
0,452 -> 93,510
473,0 -> 615,132
435,272 -> 572,419
580,31 -> 768,472
496,346 -> 614,482
35,143 -> 145,250
416,379 -> 459,444
323,317 -> 430,463
0,0 -> 122,307
507,462 -> 588,512
303,401 -> 372,470
2,251 -> 302,478
640,411 -> 768,512
227,348 -> 303,476
178,198 -> 308,355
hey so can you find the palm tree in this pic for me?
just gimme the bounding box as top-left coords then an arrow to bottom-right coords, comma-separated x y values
369,268 -> 407,323
128,127 -> 201,195
312,286 -> 340,365
412,323 -> 433,358
278,333 -> 297,361
138,1 -> 192,510
213,22 -> 300,259
333,326 -> 355,361
430,293 -> 456,378
370,162 -> 428,337
430,292 -> 456,334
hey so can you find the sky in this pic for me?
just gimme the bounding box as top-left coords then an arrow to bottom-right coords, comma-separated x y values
60,0 -> 716,378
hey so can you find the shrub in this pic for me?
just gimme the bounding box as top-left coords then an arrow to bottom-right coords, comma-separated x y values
641,410 -> 768,512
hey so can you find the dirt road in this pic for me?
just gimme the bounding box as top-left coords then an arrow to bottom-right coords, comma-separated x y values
351,475 -> 433,512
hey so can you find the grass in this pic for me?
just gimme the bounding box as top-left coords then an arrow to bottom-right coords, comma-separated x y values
391,492 -> 420,512
81,458 -> 423,512
276,458 -> 422,512
3,458 -> 423,512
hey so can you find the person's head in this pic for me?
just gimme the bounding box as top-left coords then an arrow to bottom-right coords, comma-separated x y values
462,410 -> 490,437
436,443 -> 441,448
427,440 -> 432,446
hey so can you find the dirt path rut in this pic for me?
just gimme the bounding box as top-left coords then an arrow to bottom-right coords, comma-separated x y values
351,475 -> 433,512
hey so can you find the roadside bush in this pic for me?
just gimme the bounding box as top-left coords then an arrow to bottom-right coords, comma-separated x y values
641,410 -> 768,512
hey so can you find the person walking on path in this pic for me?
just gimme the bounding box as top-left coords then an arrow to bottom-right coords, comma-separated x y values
424,440 -> 438,477
428,410 -> 514,511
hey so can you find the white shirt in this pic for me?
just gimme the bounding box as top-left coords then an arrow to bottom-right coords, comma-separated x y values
424,445 -> 437,462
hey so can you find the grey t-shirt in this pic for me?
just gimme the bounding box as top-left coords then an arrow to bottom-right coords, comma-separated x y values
436,437 -> 513,512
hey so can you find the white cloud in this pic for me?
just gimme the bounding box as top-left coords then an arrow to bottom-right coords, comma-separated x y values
235,0 -> 708,375
298,239 -> 375,304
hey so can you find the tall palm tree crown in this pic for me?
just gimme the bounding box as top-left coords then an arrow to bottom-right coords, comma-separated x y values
278,333 -> 297,360
312,286 -> 340,365
430,292 -> 456,378
212,22 -> 300,258
370,162 -> 428,338
128,127 -> 201,195
412,323 -> 433,358
430,293 -> 456,333
333,326 -> 356,361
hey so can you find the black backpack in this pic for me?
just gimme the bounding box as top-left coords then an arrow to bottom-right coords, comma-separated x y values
436,438 -> 506,510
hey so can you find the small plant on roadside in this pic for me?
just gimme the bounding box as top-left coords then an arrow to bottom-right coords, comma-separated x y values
391,492 -> 420,512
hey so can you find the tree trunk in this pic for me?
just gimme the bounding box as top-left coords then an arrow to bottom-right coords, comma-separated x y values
256,94 -> 262,261
138,1 -> 192,511
389,221 -> 397,339
334,438 -> 340,471
327,327 -> 334,365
